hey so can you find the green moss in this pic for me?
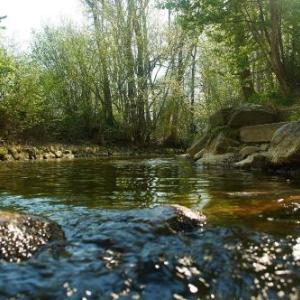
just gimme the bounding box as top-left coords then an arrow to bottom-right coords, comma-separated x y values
0,147 -> 8,160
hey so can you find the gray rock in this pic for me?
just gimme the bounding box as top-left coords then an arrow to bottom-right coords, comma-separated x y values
209,107 -> 233,127
63,150 -> 72,155
187,131 -> 209,158
235,152 -> 270,169
207,132 -> 240,155
228,105 -> 277,128
0,211 -> 65,262
194,149 -> 205,160
239,146 -> 261,159
43,152 -> 56,160
260,144 -> 269,151
198,153 -> 238,168
55,151 -> 63,159
269,121 -> 300,165
239,122 -> 288,143
8,147 -> 20,160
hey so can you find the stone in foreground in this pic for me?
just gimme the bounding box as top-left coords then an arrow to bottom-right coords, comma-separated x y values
0,211 -> 65,262
131,205 -> 206,233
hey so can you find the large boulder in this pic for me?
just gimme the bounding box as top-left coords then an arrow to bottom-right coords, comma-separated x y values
206,132 -> 240,155
209,107 -> 233,127
269,121 -> 300,165
0,211 -> 65,262
239,122 -> 289,143
228,105 -> 278,128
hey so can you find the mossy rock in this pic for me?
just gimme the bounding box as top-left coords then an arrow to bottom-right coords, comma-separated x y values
0,147 -> 8,161
8,146 -> 20,160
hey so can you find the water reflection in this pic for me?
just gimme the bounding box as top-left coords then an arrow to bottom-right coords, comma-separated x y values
0,158 -> 299,299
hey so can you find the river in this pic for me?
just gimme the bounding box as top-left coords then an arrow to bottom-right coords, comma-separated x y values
0,158 -> 299,299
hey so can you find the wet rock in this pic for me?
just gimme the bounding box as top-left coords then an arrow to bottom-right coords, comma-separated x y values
239,146 -> 261,159
198,153 -> 238,168
269,121 -> 300,165
228,105 -> 278,128
235,152 -> 270,170
156,205 -> 206,232
127,205 -> 206,234
0,211 -> 65,262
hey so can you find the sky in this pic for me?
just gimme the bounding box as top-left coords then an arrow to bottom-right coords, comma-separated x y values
0,0 -> 84,48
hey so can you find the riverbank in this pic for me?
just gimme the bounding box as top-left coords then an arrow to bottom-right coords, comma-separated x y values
184,104 -> 300,173
0,143 -> 184,162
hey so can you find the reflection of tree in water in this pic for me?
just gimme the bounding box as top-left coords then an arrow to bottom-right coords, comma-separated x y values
0,159 -> 204,209
1,158 -> 300,232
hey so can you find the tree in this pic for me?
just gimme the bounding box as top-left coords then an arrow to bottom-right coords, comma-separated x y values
163,0 -> 300,98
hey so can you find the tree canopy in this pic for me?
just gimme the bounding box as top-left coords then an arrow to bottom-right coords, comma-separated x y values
0,0 -> 299,145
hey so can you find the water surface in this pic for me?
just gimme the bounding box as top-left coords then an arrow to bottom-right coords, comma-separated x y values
0,158 -> 299,299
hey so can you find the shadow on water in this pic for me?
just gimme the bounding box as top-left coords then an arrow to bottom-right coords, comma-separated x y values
0,158 -> 299,299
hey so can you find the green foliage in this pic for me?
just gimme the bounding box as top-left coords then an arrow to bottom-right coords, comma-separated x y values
1,0 -> 299,146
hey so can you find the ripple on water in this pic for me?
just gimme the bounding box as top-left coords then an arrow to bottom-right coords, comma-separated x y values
0,158 -> 299,299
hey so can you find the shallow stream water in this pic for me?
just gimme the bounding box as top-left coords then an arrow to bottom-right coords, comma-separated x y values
0,158 -> 299,299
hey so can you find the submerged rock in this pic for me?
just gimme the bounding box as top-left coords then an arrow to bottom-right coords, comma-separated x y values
128,205 -> 206,234
0,212 -> 65,262
154,205 -> 206,232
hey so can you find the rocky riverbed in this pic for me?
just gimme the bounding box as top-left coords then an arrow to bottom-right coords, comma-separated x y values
0,144 -> 181,162
0,157 -> 299,299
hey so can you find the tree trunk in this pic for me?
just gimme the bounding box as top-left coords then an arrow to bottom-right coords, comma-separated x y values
86,0 -> 115,127
268,0 -> 291,96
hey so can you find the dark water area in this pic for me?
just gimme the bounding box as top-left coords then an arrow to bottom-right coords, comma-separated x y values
0,158 -> 299,299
